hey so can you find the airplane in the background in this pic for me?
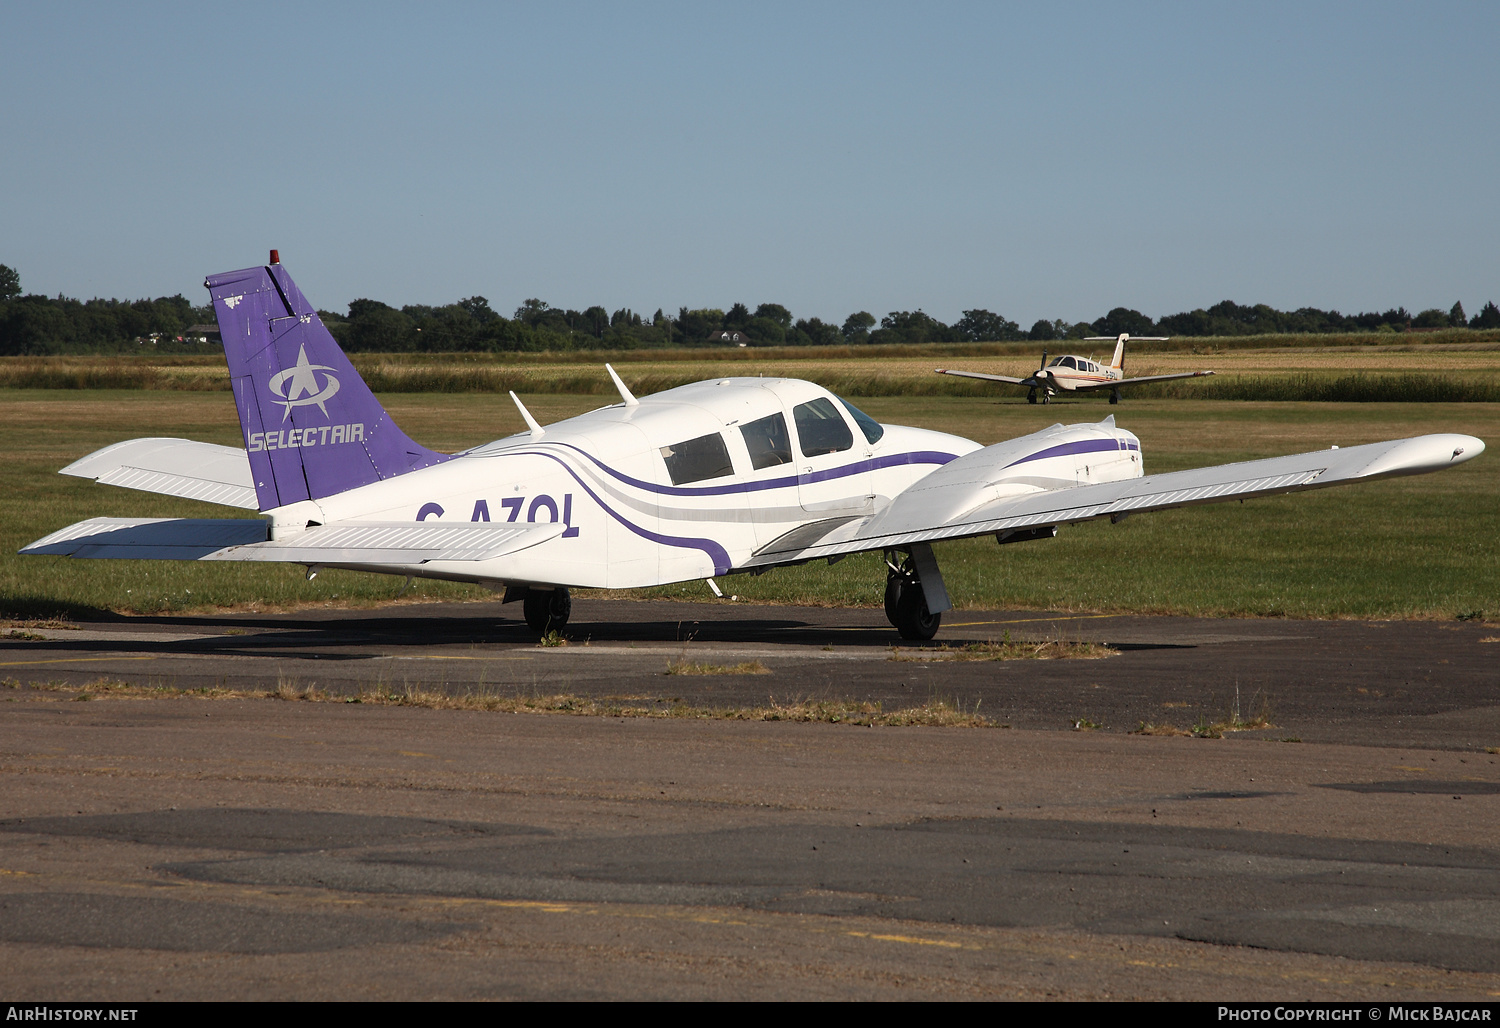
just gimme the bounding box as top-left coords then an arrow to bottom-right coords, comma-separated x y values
936,334 -> 1215,404
21,256 -> 1483,640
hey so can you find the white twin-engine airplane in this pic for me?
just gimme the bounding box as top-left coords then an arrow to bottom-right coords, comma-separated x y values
936,334 -> 1215,404
20,256 -> 1485,640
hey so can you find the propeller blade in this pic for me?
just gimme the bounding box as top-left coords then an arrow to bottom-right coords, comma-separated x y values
1037,348 -> 1048,375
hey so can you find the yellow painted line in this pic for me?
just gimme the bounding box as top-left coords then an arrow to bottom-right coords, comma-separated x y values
847,930 -> 964,949
0,655 -> 155,668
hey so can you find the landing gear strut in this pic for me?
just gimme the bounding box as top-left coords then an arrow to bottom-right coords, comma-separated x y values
883,547 -> 948,641
522,587 -> 571,634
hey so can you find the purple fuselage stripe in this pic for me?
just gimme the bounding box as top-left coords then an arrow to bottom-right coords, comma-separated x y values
544,443 -> 958,495
526,451 -> 734,575
1005,438 -> 1126,468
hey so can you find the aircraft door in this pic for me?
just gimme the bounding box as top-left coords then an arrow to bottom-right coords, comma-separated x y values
790,398 -> 872,515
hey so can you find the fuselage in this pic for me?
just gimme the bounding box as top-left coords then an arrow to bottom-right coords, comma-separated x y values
263,377 -> 1143,589
1039,355 -> 1123,392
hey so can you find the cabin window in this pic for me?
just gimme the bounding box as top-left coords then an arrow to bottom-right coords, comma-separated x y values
1059,357 -> 1078,370
740,412 -> 792,470
837,396 -> 885,445
794,398 -> 854,457
660,432 -> 734,486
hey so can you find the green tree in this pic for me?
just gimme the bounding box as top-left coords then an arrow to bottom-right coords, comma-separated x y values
793,316 -> 842,347
677,308 -> 723,343
1450,301 -> 1467,327
841,311 -> 875,342
458,296 -> 497,323
1027,318 -> 1057,341
1412,308 -> 1451,329
1092,307 -> 1157,336
753,303 -> 792,331
953,309 -> 1020,341
724,302 -> 751,328
1472,301 -> 1500,329
0,264 -> 19,302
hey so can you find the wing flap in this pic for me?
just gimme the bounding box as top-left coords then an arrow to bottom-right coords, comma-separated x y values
61,438 -> 258,510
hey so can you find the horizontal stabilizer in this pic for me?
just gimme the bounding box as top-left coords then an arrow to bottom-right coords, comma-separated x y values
61,438 -> 257,509
21,517 -> 565,565
21,518 -> 269,559
744,433 -> 1484,566
206,521 -> 566,564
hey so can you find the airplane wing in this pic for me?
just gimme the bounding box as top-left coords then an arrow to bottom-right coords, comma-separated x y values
60,438 -> 258,509
21,518 -> 566,564
933,369 -> 1030,385
1070,370 -> 1216,390
743,433 -> 1481,567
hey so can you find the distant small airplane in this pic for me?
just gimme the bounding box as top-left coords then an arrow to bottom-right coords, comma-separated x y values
936,334 -> 1215,404
20,257 -> 1483,641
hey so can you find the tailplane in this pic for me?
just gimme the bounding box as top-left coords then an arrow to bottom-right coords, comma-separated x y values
206,254 -> 449,511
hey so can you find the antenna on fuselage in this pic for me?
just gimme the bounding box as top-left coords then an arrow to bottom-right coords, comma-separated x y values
509,391 -> 545,437
605,363 -> 639,407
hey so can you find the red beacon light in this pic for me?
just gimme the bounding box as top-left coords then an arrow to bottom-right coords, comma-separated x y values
269,249 -> 280,265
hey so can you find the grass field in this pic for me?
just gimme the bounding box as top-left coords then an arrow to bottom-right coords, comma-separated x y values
1,378 -> 1495,622
4,334 -> 1500,402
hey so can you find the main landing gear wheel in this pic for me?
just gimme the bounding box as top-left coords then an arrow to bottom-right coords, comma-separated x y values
1026,388 -> 1038,405
523,587 -> 571,634
1109,387 -> 1121,405
884,555 -> 941,641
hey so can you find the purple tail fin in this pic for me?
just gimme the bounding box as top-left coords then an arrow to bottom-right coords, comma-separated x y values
206,258 -> 449,511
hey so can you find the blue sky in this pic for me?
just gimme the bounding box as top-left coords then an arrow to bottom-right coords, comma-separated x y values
2,1 -> 1496,326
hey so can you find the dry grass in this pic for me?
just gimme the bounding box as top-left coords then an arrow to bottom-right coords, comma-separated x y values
664,658 -> 770,676
1133,722 -> 1193,737
889,637 -> 1115,662
3,676 -> 994,727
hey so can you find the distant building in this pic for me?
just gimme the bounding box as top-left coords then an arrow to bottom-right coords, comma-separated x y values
180,324 -> 222,345
706,329 -> 749,346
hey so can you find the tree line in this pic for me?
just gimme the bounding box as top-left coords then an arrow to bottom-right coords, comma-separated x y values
1,262 -> 1496,356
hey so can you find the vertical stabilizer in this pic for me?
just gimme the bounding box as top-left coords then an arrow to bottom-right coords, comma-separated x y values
205,258 -> 449,511
1110,335 -> 1127,370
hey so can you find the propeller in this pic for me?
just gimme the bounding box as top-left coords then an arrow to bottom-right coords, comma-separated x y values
1025,348 -> 1050,386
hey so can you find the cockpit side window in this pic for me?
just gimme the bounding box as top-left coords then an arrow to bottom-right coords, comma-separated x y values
836,396 -> 884,445
660,432 -> 734,486
1059,356 -> 1078,370
793,398 -> 854,457
740,412 -> 792,470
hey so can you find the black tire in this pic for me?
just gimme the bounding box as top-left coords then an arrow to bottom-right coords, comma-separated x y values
523,588 -> 571,634
1109,388 -> 1120,405
1026,389 -> 1038,405
884,573 -> 902,625
893,582 -> 941,641
1041,392 -> 1051,405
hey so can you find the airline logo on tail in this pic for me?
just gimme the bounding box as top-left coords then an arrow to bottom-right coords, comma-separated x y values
267,344 -> 340,419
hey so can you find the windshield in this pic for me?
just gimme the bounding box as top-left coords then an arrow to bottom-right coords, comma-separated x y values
836,396 -> 885,445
